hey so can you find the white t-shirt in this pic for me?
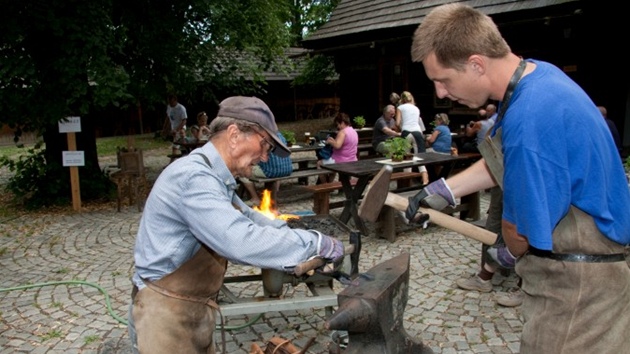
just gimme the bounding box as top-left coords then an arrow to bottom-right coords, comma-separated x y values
398,103 -> 425,132
166,103 -> 187,130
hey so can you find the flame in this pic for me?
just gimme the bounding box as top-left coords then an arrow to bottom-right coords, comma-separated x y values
253,190 -> 299,221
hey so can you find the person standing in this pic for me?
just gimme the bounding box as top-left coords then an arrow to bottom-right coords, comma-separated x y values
395,91 -> 427,152
461,103 -> 495,153
598,105 -> 623,157
407,4 -> 630,353
128,96 -> 344,354
166,94 -> 188,156
372,104 -> 402,155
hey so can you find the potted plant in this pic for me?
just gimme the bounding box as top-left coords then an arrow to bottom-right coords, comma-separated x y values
383,137 -> 412,162
353,116 -> 366,129
280,130 -> 296,147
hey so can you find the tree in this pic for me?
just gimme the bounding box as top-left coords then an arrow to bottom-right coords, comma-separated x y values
287,0 -> 340,86
287,0 -> 340,45
0,0 -> 293,207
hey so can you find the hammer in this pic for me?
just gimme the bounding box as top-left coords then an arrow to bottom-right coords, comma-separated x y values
358,165 -> 497,245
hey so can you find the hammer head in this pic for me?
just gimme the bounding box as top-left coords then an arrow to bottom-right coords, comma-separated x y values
358,165 -> 393,222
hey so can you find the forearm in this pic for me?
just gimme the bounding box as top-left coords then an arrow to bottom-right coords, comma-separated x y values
446,159 -> 496,198
383,128 -> 401,137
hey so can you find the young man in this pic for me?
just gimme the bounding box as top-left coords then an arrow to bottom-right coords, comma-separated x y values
406,4 -> 630,353
128,96 -> 343,353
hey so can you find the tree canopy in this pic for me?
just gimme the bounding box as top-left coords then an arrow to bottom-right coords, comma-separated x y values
0,0 -> 339,208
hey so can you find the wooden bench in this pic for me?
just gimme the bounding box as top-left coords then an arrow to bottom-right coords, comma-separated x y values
292,156 -> 318,171
302,171 -> 425,215
247,169 -> 332,199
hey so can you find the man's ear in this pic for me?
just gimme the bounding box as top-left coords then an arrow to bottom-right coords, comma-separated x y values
468,55 -> 485,75
226,124 -> 241,145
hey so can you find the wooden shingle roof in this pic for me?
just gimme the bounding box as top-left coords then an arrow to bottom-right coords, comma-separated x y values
303,0 -> 579,44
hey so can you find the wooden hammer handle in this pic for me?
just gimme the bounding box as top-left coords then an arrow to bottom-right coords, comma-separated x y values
294,245 -> 355,277
384,193 -> 498,245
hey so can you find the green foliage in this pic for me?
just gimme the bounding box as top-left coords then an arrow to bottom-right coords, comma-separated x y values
280,130 -> 296,145
383,137 -> 412,160
292,54 -> 338,86
0,143 -> 113,209
625,155 -> 630,173
353,116 -> 366,127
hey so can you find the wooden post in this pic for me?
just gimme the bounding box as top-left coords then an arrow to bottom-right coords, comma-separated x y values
66,132 -> 81,211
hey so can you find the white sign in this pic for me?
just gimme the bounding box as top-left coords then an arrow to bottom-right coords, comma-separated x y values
58,116 -> 82,133
62,151 -> 85,167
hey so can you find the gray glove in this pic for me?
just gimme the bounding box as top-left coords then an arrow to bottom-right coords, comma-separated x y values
487,244 -> 517,269
405,178 -> 456,221
316,231 -> 344,262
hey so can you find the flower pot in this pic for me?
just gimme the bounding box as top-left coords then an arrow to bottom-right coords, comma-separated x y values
403,153 -> 414,160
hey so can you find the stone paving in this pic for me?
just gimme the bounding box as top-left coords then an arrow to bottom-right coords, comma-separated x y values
0,155 -> 523,353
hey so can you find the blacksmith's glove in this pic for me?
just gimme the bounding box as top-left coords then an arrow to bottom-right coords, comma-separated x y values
487,244 -> 517,269
405,178 -> 456,221
315,231 -> 344,263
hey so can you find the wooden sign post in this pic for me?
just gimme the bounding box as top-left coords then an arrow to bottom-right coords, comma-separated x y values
59,117 -> 84,211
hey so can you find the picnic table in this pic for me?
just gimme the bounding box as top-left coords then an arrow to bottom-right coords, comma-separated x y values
320,152 -> 465,235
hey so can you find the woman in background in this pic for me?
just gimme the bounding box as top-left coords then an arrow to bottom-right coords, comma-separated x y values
395,91 -> 426,152
316,112 -> 358,183
426,113 -> 453,154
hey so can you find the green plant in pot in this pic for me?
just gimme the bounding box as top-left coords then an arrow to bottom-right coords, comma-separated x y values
353,116 -> 366,129
280,130 -> 296,146
383,137 -> 412,162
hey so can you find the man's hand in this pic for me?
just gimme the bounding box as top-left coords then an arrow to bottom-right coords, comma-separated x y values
405,178 -> 456,221
487,244 -> 517,269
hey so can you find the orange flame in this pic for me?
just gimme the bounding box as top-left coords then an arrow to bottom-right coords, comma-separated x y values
253,190 -> 299,221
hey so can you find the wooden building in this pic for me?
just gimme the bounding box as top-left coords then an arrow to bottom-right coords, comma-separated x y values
301,0 -> 628,148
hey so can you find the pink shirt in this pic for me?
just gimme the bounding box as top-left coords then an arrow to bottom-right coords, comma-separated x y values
331,126 -> 358,163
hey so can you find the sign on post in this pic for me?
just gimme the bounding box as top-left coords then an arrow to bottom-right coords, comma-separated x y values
59,116 -> 82,211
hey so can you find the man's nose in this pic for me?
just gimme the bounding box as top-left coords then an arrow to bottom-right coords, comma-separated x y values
435,83 -> 448,99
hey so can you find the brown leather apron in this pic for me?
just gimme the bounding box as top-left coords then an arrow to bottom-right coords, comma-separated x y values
132,245 -> 227,353
517,207 -> 630,353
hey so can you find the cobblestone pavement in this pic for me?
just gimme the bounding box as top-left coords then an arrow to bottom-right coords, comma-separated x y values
0,152 -> 523,354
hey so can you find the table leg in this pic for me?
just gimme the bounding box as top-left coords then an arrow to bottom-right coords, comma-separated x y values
337,175 -> 369,235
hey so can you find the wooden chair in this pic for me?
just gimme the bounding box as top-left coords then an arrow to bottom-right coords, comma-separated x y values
110,149 -> 147,212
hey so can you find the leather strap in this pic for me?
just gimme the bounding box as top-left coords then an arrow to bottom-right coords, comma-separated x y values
528,246 -> 627,263
495,59 -> 527,124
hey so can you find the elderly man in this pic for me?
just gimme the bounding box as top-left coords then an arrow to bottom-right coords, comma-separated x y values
406,4 -> 630,353
371,104 -> 401,155
128,96 -> 343,353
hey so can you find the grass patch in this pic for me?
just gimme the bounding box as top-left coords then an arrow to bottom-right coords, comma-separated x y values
40,329 -> 62,341
95,134 -> 170,156
84,334 -> 99,344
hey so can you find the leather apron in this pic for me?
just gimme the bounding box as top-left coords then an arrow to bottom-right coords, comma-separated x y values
132,244 -> 227,354
517,207 -> 630,353
480,128 -> 630,352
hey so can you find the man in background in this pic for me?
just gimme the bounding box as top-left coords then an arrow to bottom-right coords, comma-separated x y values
372,104 -> 401,155
166,94 -> 188,156
598,105 -> 623,157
